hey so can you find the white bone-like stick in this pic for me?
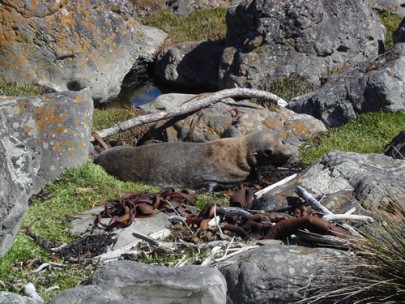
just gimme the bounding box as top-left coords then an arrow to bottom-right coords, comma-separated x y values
200,246 -> 221,266
296,186 -> 333,215
255,174 -> 297,199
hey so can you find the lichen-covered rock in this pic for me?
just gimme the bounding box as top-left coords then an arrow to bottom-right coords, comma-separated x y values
154,41 -> 224,91
288,43 -> 405,127
219,0 -> 385,89
0,292 -> 40,304
0,0 -> 167,103
139,94 -> 326,159
219,245 -> 354,304
51,260 -> 227,304
0,91 -> 93,257
253,151 -> 405,212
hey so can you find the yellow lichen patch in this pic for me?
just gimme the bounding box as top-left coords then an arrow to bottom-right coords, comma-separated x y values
277,131 -> 289,139
264,117 -> 283,130
287,120 -> 316,137
23,124 -> 31,134
34,105 -> 64,134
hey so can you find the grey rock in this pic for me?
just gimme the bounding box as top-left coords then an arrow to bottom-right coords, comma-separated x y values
70,206 -> 171,250
0,292 -> 40,304
288,43 -> 405,127
219,245 -> 354,304
384,129 -> 405,159
51,260 -> 227,304
0,0 -> 167,103
393,17 -> 405,44
0,91 -> 93,257
369,0 -> 405,16
219,0 -> 385,89
253,151 -> 405,212
142,94 -> 326,159
154,41 -> 224,91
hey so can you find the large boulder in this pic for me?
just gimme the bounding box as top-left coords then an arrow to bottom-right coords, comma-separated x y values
139,94 -> 326,159
288,43 -> 405,127
253,151 -> 405,212
219,245 -> 354,304
0,91 -> 93,257
154,41 -> 224,91
51,260 -> 227,304
219,0 -> 385,89
0,0 -> 167,103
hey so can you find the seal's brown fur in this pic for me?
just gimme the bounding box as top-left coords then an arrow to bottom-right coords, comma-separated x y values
94,131 -> 291,188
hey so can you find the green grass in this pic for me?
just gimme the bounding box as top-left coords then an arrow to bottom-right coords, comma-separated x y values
0,81 -> 46,97
263,74 -> 316,102
141,8 -> 227,47
379,12 -> 403,49
299,111 -> 405,163
0,161 -> 160,303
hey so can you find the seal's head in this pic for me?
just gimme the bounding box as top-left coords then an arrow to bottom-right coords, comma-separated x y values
246,131 -> 292,167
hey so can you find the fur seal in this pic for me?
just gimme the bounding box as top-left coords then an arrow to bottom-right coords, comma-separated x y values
94,131 -> 292,189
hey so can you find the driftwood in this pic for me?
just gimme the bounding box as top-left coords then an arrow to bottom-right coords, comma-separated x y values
92,88 -> 288,140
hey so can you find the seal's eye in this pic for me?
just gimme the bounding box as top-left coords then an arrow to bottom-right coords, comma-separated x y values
264,149 -> 273,157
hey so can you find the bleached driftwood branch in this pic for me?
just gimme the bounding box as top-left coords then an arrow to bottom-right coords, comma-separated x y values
255,174 -> 298,199
296,186 -> 372,223
92,88 -> 288,140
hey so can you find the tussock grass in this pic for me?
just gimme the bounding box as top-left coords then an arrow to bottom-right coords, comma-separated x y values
304,200 -> 405,303
299,112 -> 405,163
141,8 -> 227,47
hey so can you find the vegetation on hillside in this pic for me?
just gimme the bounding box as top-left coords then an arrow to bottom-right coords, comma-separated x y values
141,8 -> 227,47
0,81 -> 46,97
379,11 -> 403,49
300,111 -> 405,163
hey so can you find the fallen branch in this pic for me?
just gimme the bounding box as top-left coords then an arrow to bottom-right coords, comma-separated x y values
296,186 -> 333,215
92,88 -> 288,140
255,174 -> 298,199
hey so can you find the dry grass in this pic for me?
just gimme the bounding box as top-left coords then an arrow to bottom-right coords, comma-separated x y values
303,199 -> 405,303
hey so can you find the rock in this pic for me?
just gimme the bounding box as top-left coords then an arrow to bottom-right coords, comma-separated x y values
0,91 -> 93,257
70,206 -> 171,251
219,0 -> 385,89
168,0 -> 230,16
288,43 -> 405,127
0,0 -> 167,103
369,0 -> 405,16
384,129 -> 405,159
393,17 -> 405,44
141,94 -> 326,159
154,41 -> 224,91
219,245 -> 354,304
51,260 -> 227,304
253,151 -> 405,212
0,292 -> 41,304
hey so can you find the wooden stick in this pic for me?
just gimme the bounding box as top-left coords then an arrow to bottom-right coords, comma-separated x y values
296,186 -> 333,215
322,214 -> 373,222
255,174 -> 297,199
200,246 -> 221,266
92,88 -> 287,140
